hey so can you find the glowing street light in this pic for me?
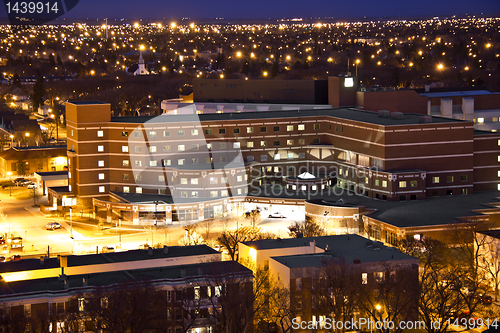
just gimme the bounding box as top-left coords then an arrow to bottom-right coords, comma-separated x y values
263,71 -> 268,77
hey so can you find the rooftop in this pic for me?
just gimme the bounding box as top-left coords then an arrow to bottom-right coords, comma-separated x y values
0,246 -> 218,274
247,186 -> 499,228
67,101 -> 109,105
242,234 -> 417,267
419,90 -> 498,98
110,107 -> 466,127
0,261 -> 251,299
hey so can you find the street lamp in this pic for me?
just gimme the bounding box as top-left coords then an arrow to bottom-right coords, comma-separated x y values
355,59 -> 360,77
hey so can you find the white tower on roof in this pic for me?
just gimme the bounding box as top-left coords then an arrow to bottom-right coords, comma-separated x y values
134,45 -> 150,76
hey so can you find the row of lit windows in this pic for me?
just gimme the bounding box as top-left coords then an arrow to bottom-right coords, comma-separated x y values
95,124 -> 320,139
103,139 -> 318,154
119,187 -> 248,196
120,174 -> 247,183
474,117 -> 500,124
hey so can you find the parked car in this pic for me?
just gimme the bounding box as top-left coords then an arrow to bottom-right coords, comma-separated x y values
13,178 -> 26,185
101,246 -> 115,253
10,254 -> 21,261
0,256 -> 5,262
27,183 -> 37,189
138,243 -> 150,250
268,212 -> 285,218
46,222 -> 62,230
10,237 -> 23,249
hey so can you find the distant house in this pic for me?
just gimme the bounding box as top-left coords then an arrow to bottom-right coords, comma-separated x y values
0,146 -> 67,177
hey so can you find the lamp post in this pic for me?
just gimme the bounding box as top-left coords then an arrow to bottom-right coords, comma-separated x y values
355,59 -> 360,77
9,135 -> 13,148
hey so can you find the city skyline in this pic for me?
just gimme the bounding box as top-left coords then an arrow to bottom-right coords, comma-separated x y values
0,0 -> 499,21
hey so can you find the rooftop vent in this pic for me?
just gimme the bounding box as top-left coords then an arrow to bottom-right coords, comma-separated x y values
418,116 -> 432,123
391,112 -> 404,120
377,110 -> 391,118
163,245 -> 169,255
148,247 -> 154,257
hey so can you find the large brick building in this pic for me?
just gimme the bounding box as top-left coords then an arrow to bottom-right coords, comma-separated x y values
61,101 -> 500,227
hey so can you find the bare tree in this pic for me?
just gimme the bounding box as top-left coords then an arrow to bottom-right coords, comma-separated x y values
358,262 -> 419,333
288,216 -> 326,238
217,226 -> 263,261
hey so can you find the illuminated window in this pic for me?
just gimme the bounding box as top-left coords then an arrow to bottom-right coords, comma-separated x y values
233,142 -> 240,149
122,146 -> 128,152
261,141 -> 267,147
210,191 -> 218,197
287,140 -> 293,146
411,180 -> 417,187
247,127 -> 253,133
163,130 -> 170,137
237,175 -> 243,182
136,187 -> 142,193
98,173 -> 105,180
149,131 -> 156,137
274,154 -> 281,160
149,146 -> 157,153
287,125 -> 293,131
98,186 -> 105,193
247,142 -> 254,148
478,118 -> 485,124
98,160 -> 104,167
178,159 -> 185,165
181,178 -> 188,184
344,77 -> 354,87
194,286 -> 200,300
178,145 -> 185,151
159,175 -> 165,182
191,129 -> 198,136
123,186 -> 129,193
313,124 -> 320,130
97,130 -> 103,137
150,161 -> 157,167
123,160 -> 129,166
298,124 -> 305,131
399,181 -> 406,188
382,181 -> 387,187
97,145 -> 104,152
191,178 -> 198,184
432,177 -> 440,183
362,273 -> 368,284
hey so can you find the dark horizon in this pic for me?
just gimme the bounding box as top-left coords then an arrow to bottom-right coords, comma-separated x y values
0,0 -> 499,22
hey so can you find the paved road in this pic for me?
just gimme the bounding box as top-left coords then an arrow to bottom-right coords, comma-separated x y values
0,191 -> 297,258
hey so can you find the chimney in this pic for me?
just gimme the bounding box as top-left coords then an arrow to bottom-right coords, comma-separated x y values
40,256 -> 45,266
148,247 -> 154,257
163,245 -> 169,255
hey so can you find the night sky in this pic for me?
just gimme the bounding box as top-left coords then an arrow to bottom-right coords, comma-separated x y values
0,0 -> 499,20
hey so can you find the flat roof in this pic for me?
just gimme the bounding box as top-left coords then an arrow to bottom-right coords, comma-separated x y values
243,234 -> 417,267
272,249 -> 416,268
247,186 -> 499,228
67,101 -> 109,105
0,261 -> 250,298
419,90 -> 497,98
110,107 -> 466,126
65,245 -> 218,267
35,171 -> 68,177
0,246 -> 218,273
